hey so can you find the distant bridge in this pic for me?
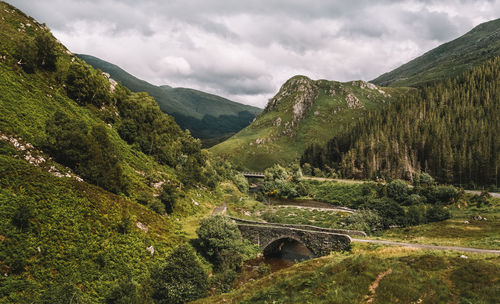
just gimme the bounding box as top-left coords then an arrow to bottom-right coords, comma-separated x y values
230,217 -> 361,257
242,172 -> 265,178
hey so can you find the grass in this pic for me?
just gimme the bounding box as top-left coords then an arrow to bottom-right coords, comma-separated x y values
377,196 -> 500,249
260,207 -> 348,229
194,243 -> 500,304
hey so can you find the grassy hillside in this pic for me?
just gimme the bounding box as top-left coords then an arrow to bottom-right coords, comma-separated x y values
77,54 -> 262,141
195,244 -> 500,304
372,18 -> 500,87
0,2 -> 240,302
211,75 -> 409,170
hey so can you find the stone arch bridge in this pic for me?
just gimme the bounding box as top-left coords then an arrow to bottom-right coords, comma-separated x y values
230,217 -> 361,257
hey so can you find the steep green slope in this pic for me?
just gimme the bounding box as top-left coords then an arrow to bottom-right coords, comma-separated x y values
372,18 -> 500,87
302,57 -> 500,187
196,245 -> 500,304
77,54 -> 262,141
210,75 -> 409,170
0,2 -> 239,302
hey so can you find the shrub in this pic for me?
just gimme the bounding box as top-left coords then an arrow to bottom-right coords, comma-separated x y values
231,172 -> 249,193
405,204 -> 427,226
14,37 -> 37,73
45,112 -> 130,194
35,32 -> 58,71
105,279 -> 143,304
404,194 -> 426,206
196,215 -> 244,271
313,167 -> 324,177
11,198 -> 34,231
386,179 -> 409,203
302,163 -> 312,176
344,209 -> 383,232
159,183 -> 178,214
362,198 -> 406,228
264,165 -> 298,198
66,62 -> 112,106
426,205 -> 451,222
151,244 -> 208,304
428,185 -> 460,204
413,172 -> 435,187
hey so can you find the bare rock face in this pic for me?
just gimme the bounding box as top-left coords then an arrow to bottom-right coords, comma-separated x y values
266,76 -> 319,123
351,80 -> 377,90
345,93 -> 363,109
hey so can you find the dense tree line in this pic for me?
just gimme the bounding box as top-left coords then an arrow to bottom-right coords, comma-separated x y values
302,57 -> 500,188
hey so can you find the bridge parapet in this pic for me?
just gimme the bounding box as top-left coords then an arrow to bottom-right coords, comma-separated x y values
230,217 -> 366,237
241,172 -> 265,178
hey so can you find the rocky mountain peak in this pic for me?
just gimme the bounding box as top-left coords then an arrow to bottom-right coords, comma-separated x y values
265,75 -> 319,122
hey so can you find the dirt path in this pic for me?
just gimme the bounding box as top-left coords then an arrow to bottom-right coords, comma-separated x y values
351,238 -> 500,254
464,190 -> 500,198
212,203 -> 227,215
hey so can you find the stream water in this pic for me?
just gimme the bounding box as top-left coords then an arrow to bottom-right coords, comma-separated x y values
235,239 -> 313,288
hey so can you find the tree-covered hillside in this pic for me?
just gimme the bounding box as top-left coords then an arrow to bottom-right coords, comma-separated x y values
0,2 -> 248,302
77,54 -> 262,143
372,18 -> 500,87
302,57 -> 500,188
211,75 -> 409,171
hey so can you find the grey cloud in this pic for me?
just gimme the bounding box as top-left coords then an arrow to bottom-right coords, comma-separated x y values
6,0 -> 500,107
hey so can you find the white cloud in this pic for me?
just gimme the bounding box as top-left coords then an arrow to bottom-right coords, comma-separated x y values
6,0 -> 500,107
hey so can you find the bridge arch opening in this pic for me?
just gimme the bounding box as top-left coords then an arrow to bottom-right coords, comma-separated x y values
263,237 -> 313,261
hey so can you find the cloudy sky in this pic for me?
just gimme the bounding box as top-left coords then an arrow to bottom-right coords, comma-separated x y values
7,0 -> 500,107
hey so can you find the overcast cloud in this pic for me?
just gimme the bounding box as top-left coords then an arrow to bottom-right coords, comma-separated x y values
6,0 -> 500,107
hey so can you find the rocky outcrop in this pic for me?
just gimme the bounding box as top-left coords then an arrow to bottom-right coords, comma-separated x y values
345,93 -> 363,109
266,76 -> 319,124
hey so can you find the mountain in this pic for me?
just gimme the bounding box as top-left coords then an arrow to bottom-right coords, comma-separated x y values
372,18 -> 500,87
210,75 -> 409,170
76,54 -> 262,143
302,57 -> 500,187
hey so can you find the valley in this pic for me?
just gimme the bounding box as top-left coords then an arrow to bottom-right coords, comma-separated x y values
0,1 -> 499,303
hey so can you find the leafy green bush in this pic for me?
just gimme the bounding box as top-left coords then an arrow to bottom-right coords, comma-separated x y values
264,164 -> 299,198
14,37 -> 36,73
344,209 -> 383,232
405,204 -> 427,226
413,172 -> 435,187
426,205 -> 451,222
151,244 -> 208,304
45,112 -> 130,194
362,198 -> 406,228
35,32 -> 58,71
66,62 -> 112,106
427,185 -> 460,204
105,278 -> 145,304
11,197 -> 34,231
386,179 -> 409,203
195,215 -> 244,271
404,194 -> 426,205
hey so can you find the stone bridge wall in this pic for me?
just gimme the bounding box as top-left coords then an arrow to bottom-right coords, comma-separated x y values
230,217 -> 366,237
237,223 -> 351,257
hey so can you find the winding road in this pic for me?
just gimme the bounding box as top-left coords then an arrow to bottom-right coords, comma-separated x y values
351,238 -> 500,254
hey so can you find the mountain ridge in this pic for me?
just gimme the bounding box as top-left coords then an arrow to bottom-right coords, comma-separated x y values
372,18 -> 500,87
77,54 -> 262,142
